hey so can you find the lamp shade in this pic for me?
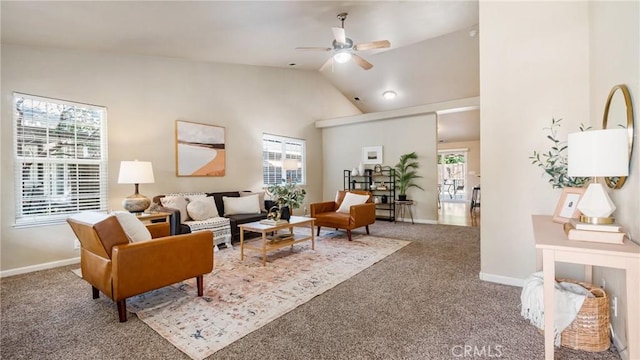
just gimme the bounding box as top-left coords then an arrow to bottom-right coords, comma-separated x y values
118,161 -> 155,184
568,129 -> 629,177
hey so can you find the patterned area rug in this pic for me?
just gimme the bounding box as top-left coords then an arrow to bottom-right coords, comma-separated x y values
125,233 -> 409,360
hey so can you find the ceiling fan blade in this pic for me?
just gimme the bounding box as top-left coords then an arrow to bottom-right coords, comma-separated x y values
332,27 -> 347,44
354,40 -> 391,51
352,54 -> 373,70
319,57 -> 333,72
295,47 -> 332,51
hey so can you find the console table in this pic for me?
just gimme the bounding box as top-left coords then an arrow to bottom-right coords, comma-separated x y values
532,215 -> 640,360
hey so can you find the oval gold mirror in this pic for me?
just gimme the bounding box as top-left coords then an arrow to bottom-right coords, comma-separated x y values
602,84 -> 634,189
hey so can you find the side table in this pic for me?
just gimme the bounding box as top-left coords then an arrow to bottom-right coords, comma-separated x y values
395,200 -> 414,224
135,211 -> 171,224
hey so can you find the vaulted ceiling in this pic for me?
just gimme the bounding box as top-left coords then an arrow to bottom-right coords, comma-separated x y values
1,1 -> 480,142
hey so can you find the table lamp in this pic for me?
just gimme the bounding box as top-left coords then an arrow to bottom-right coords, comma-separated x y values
568,129 -> 629,224
118,160 -> 155,213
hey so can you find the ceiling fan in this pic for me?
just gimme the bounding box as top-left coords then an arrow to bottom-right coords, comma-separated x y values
296,12 -> 391,71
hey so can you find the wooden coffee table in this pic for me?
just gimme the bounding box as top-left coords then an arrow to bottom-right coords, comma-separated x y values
239,216 -> 315,266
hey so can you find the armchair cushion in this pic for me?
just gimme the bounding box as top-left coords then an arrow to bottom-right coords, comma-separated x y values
112,211 -> 152,243
336,192 -> 370,213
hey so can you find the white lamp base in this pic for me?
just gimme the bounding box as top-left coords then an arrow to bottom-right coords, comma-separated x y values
577,183 -> 616,224
122,193 -> 150,213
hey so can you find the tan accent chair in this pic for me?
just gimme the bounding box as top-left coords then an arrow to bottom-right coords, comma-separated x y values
67,213 -> 214,322
310,190 -> 376,241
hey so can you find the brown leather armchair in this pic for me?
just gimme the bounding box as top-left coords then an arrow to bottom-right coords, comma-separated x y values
310,190 -> 376,241
67,213 -> 214,322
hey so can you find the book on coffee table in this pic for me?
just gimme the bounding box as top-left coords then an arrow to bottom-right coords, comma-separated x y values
259,219 -> 289,226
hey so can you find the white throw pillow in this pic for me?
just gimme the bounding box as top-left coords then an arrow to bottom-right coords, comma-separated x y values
240,191 -> 266,212
187,197 -> 219,221
112,211 -> 152,243
223,194 -> 261,216
161,195 -> 189,222
336,192 -> 370,214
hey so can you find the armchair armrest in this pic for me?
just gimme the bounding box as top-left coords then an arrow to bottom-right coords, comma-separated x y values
310,201 -> 337,216
350,203 -> 376,227
146,222 -> 170,238
111,231 -> 213,300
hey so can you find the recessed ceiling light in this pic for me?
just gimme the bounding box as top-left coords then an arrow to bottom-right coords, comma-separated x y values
382,90 -> 397,100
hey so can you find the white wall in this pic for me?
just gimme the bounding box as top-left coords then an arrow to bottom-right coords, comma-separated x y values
321,114 -> 438,223
0,45 -> 361,273
588,2 -> 639,357
479,1 -> 590,284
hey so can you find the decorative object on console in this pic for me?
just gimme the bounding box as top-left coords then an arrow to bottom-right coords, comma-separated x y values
568,129 -> 629,224
175,120 -> 225,177
552,187 -> 586,224
362,146 -> 383,165
118,160 -> 155,213
530,118 -> 591,189
358,162 -> 365,175
394,152 -> 424,201
602,84 -> 634,189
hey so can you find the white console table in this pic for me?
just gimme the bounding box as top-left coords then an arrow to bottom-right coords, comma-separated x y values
532,215 -> 640,360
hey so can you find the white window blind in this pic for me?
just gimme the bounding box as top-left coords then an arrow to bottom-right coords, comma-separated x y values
13,93 -> 108,226
262,134 -> 306,186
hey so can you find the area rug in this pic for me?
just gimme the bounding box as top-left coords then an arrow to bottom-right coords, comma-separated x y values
123,233 -> 409,360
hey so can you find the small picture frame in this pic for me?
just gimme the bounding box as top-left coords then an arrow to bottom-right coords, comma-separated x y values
552,187 -> 586,224
362,146 -> 383,165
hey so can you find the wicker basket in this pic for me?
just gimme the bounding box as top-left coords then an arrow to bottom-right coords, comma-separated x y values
557,278 -> 611,352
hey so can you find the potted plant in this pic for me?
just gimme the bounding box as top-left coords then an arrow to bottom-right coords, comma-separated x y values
265,181 -> 306,220
394,152 -> 424,201
529,118 -> 590,188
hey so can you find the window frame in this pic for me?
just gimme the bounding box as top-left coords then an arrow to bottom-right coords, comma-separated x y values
262,133 -> 306,186
13,92 -> 109,227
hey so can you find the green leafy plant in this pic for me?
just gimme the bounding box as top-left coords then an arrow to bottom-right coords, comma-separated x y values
265,182 -> 306,210
529,118 -> 590,189
394,152 -> 425,196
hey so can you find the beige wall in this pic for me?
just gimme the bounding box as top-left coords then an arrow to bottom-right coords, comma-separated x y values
588,1 -> 639,356
0,45 -> 361,273
480,1 -> 638,357
321,114 -> 438,223
438,139 -> 480,201
480,0 -> 590,285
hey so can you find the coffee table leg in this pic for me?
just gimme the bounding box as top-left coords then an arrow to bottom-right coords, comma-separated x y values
240,228 -> 245,261
311,220 -> 315,250
262,232 -> 267,266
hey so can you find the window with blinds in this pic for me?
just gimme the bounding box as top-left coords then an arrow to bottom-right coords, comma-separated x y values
262,134 -> 306,186
13,93 -> 108,226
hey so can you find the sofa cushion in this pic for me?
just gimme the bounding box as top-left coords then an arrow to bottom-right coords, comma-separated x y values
187,197 -> 219,221
208,191 -> 241,217
240,191 -> 266,212
336,192 -> 370,214
112,211 -> 152,243
161,195 -> 189,222
223,194 -> 261,216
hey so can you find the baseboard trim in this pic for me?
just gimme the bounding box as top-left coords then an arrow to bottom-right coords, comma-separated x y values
395,218 -> 438,225
479,272 -> 524,287
0,257 -> 80,278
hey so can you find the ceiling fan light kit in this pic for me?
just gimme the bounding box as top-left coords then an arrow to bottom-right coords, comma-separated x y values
295,12 -> 390,71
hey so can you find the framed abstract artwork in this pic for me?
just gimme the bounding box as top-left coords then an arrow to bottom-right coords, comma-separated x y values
175,120 -> 226,176
362,146 -> 383,165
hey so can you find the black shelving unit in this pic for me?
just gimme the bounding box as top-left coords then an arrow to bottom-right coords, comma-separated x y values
344,169 -> 395,221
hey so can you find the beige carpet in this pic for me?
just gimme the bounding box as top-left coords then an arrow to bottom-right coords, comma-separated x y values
121,233 -> 408,359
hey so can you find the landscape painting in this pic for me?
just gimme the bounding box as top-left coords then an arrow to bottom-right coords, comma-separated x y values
175,120 -> 226,176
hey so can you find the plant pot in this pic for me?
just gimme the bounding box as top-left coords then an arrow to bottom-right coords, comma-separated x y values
279,206 -> 291,221
398,194 -> 407,201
